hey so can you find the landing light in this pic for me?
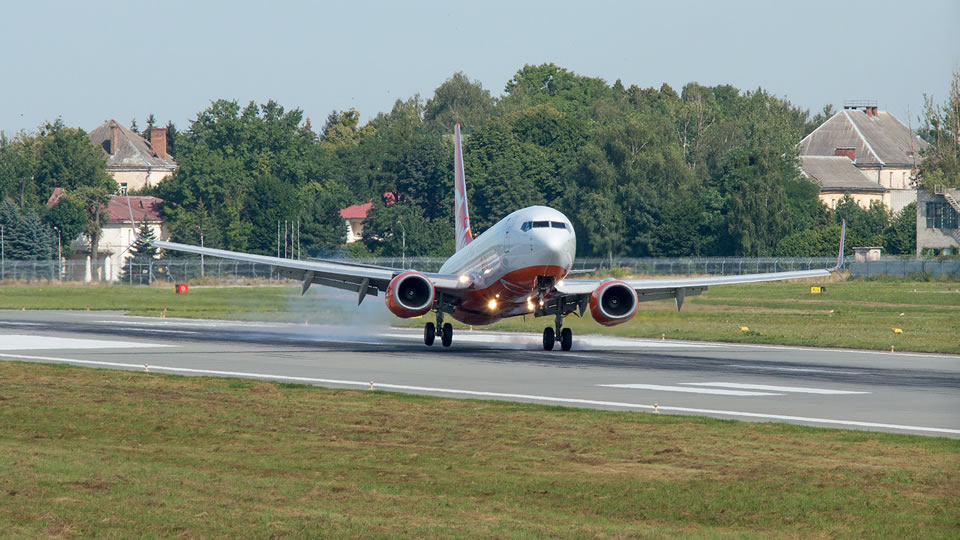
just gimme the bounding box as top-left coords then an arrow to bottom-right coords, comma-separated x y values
487,298 -> 497,310
557,280 -> 565,287
458,274 -> 469,284
526,301 -> 535,311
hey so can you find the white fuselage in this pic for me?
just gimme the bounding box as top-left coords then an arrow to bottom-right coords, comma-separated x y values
438,206 -> 577,324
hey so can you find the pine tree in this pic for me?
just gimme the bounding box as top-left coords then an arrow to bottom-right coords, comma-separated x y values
119,220 -> 161,284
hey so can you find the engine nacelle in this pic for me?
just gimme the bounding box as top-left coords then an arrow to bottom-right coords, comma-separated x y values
385,271 -> 435,318
589,279 -> 638,326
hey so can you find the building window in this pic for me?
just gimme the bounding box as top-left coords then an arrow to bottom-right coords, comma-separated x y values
925,202 -> 959,229
119,183 -> 128,195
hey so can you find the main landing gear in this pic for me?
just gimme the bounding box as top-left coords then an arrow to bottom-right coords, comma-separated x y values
542,310 -> 573,351
424,312 -> 452,347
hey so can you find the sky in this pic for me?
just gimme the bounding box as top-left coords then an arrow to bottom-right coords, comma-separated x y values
1,0 -> 958,137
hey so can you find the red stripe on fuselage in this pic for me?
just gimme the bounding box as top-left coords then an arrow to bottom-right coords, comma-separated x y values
451,264 -> 568,325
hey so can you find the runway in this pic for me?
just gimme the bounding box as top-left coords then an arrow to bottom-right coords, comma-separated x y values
1,309 -> 958,438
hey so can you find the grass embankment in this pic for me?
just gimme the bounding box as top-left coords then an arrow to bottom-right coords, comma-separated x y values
5,279 -> 957,354
0,362 -> 956,537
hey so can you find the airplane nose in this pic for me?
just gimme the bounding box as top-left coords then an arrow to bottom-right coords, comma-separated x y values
533,230 -> 573,269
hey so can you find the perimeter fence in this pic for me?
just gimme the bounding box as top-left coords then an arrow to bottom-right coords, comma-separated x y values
1,256 -> 956,284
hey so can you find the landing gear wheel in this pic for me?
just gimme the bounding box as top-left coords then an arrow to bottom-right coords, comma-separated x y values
560,328 -> 573,351
424,322 -> 435,346
441,323 -> 453,347
542,327 -> 555,351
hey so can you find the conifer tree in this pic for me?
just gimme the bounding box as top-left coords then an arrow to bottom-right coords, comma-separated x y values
119,220 -> 161,284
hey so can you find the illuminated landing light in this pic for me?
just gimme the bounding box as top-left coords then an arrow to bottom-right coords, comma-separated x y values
487,298 -> 497,311
458,274 -> 469,284
483,268 -> 492,275
557,280 -> 565,287
526,301 -> 535,311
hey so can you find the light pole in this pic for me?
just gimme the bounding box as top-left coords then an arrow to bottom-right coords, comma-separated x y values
1,224 -> 4,281
397,220 -> 406,269
53,226 -> 61,280
197,226 -> 205,277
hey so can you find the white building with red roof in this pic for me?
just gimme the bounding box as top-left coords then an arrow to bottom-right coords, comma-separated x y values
48,190 -> 168,281
339,201 -> 372,243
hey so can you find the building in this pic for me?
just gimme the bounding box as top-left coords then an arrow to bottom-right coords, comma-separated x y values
48,190 -> 168,281
88,120 -> 177,194
799,156 -> 888,209
339,201 -> 373,243
917,186 -> 960,256
799,103 -> 928,214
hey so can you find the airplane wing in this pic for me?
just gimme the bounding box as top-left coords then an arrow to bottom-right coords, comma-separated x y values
151,239 -> 470,303
554,268 -> 832,310
551,220 -> 845,313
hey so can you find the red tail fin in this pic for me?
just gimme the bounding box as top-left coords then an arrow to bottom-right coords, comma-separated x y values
454,124 -> 473,251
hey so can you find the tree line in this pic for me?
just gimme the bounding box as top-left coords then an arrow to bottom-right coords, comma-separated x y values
2,66 -> 958,263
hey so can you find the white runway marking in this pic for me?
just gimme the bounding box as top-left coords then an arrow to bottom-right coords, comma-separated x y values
683,383 -> 870,395
725,364 -> 864,375
0,334 -> 174,351
2,351 -> 957,436
598,383 -> 781,396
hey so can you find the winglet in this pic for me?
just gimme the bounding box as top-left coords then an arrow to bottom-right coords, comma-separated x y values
830,219 -> 846,271
453,124 -> 473,251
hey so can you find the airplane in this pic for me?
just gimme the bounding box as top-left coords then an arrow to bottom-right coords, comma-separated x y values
148,124 -> 845,351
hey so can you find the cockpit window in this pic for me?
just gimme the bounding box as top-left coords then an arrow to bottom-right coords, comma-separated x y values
521,220 -> 569,232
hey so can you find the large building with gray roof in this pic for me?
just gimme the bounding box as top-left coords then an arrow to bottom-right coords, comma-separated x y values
798,103 -> 927,214
88,120 -> 177,194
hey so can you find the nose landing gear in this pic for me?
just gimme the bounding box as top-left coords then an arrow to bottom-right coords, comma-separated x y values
424,311 -> 453,347
542,310 -> 573,351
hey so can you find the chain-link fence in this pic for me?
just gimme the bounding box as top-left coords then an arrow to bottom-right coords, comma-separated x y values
1,256 -> 956,283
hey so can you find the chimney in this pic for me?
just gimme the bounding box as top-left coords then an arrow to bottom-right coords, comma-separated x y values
871,106 -> 879,117
150,127 -> 167,159
835,147 -> 856,161
109,122 -> 119,155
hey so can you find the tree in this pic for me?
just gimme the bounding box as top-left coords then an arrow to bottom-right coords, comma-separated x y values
119,220 -> 161,284
44,194 -> 87,258
918,71 -> 960,188
883,202 -> 917,255
0,199 -> 53,259
73,186 -> 113,275
423,72 -> 496,133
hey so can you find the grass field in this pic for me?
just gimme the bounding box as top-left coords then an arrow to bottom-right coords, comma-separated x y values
0,361 -> 957,537
2,278 -> 958,353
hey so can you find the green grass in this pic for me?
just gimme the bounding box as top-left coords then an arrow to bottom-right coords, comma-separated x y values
0,361 -> 956,538
2,278 -> 959,353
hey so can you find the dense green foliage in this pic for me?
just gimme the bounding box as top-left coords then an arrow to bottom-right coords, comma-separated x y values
2,65 -> 949,260
918,71 -> 960,188
118,221 -> 162,284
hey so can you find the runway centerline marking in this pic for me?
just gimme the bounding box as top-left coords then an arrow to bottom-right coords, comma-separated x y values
0,334 -> 175,351
683,383 -> 870,395
597,383 -> 781,396
724,364 -> 864,375
2,352 -> 957,436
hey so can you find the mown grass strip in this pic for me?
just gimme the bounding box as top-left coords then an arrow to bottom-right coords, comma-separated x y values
0,361 -> 957,538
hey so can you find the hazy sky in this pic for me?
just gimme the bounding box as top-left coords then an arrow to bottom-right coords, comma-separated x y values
2,0 -> 957,136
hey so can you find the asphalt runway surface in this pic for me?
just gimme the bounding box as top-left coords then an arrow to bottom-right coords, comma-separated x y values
1,309 -> 958,438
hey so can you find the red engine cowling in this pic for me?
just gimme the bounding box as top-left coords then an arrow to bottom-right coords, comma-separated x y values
589,280 -> 638,326
385,271 -> 435,318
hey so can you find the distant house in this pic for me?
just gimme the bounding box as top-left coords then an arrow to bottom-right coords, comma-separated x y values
48,190 -> 167,281
917,186 -> 960,256
799,103 -> 928,213
799,156 -> 888,209
339,201 -> 373,243
88,120 -> 177,194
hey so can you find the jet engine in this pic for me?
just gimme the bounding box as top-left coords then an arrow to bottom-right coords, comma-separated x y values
589,280 -> 638,326
385,271 -> 435,318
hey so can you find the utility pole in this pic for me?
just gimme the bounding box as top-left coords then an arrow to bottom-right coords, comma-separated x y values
1,224 -> 4,280
53,226 -> 61,280
197,226 -> 205,277
397,220 -> 406,269
284,220 -> 288,258
277,221 -> 281,258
